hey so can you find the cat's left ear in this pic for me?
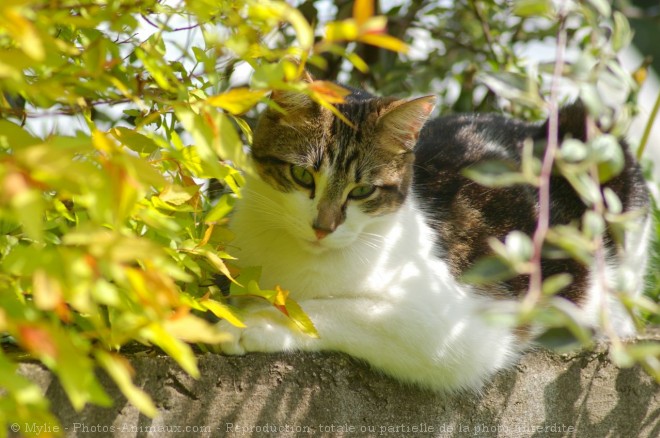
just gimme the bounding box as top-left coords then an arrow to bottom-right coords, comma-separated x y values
377,95 -> 436,150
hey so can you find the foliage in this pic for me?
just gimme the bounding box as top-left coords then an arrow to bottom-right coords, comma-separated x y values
0,0 -> 658,433
0,0 -> 401,433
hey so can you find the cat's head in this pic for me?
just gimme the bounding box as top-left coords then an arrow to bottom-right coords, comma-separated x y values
247,81 -> 435,253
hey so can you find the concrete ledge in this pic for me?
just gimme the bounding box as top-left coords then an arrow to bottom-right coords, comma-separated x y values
16,344 -> 660,437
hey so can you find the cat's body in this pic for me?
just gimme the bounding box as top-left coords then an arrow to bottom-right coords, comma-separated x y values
220,85 -> 651,391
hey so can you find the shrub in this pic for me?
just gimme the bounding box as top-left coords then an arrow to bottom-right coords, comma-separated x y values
0,0 -> 658,432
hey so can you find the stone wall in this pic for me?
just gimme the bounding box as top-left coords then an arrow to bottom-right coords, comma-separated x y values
16,343 -> 660,437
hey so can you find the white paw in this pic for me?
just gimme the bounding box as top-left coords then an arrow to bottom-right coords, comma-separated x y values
217,313 -> 298,355
217,319 -> 247,355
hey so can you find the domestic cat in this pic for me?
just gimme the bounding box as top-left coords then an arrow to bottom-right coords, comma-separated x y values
218,80 -> 651,391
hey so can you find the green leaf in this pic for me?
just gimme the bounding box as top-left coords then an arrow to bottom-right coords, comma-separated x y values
610,343 -> 635,368
11,189 -> 44,241
479,71 -> 544,108
204,194 -> 235,223
134,46 -> 175,92
612,11 -> 632,52
0,352 -> 49,406
462,256 -> 516,285
590,134 -> 624,182
111,127 -> 160,154
22,324 -> 112,411
251,63 -> 285,89
513,0 -> 554,17
582,211 -> 605,239
560,139 -> 588,163
174,106 -> 232,179
229,266 -> 261,296
542,274 -> 574,296
563,172 -> 602,207
535,326 -> 582,351
625,342 -> 660,361
214,112 -> 247,169
504,231 -> 533,264
579,83 -> 605,117
462,160 -> 529,187
96,350 -> 157,417
586,0 -> 611,17
546,225 -> 594,265
0,120 -> 40,149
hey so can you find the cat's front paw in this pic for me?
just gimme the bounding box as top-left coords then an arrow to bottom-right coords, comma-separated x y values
217,314 -> 299,355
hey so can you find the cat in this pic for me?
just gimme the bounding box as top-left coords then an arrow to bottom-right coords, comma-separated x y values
218,78 -> 651,392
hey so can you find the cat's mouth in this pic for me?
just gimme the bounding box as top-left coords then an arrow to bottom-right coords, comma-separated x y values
301,237 -> 331,254
298,233 -> 353,254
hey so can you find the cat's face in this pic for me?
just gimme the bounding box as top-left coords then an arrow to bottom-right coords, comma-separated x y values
247,90 -> 435,253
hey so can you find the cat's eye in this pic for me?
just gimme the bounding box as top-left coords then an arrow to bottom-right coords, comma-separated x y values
348,184 -> 376,200
290,165 -> 315,189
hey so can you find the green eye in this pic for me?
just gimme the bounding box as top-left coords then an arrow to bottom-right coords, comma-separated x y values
290,165 -> 314,189
348,184 -> 376,200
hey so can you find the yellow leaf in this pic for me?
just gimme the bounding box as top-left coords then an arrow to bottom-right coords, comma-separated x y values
285,298 -> 319,338
207,88 -> 267,114
164,314 -> 231,343
32,269 -> 63,311
359,15 -> 388,34
269,286 -> 318,337
159,184 -> 199,206
250,2 -> 313,50
359,33 -> 409,53
315,98 -> 355,129
125,267 -> 179,308
325,20 -> 359,42
277,2 -> 313,50
92,129 -> 115,153
192,247 -> 239,284
353,0 -> 374,27
345,52 -> 369,73
309,81 -> 350,104
273,285 -> 289,308
1,7 -> 44,61
200,299 -> 246,328
198,223 -> 216,247
96,351 -> 158,418
141,324 -> 199,378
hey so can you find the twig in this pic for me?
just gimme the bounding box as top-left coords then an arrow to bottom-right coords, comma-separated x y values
522,3 -> 569,312
637,89 -> 660,159
141,14 -> 160,29
468,0 -> 501,64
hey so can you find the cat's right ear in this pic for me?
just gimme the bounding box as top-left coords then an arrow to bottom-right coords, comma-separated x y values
377,95 -> 436,150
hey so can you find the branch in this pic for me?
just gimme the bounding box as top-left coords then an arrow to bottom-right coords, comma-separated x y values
468,0 -> 501,64
522,3 -> 569,312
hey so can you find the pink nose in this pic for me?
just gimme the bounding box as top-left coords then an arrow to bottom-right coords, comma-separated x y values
314,228 -> 330,240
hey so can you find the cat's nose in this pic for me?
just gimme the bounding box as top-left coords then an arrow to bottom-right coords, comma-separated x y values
313,227 -> 331,240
